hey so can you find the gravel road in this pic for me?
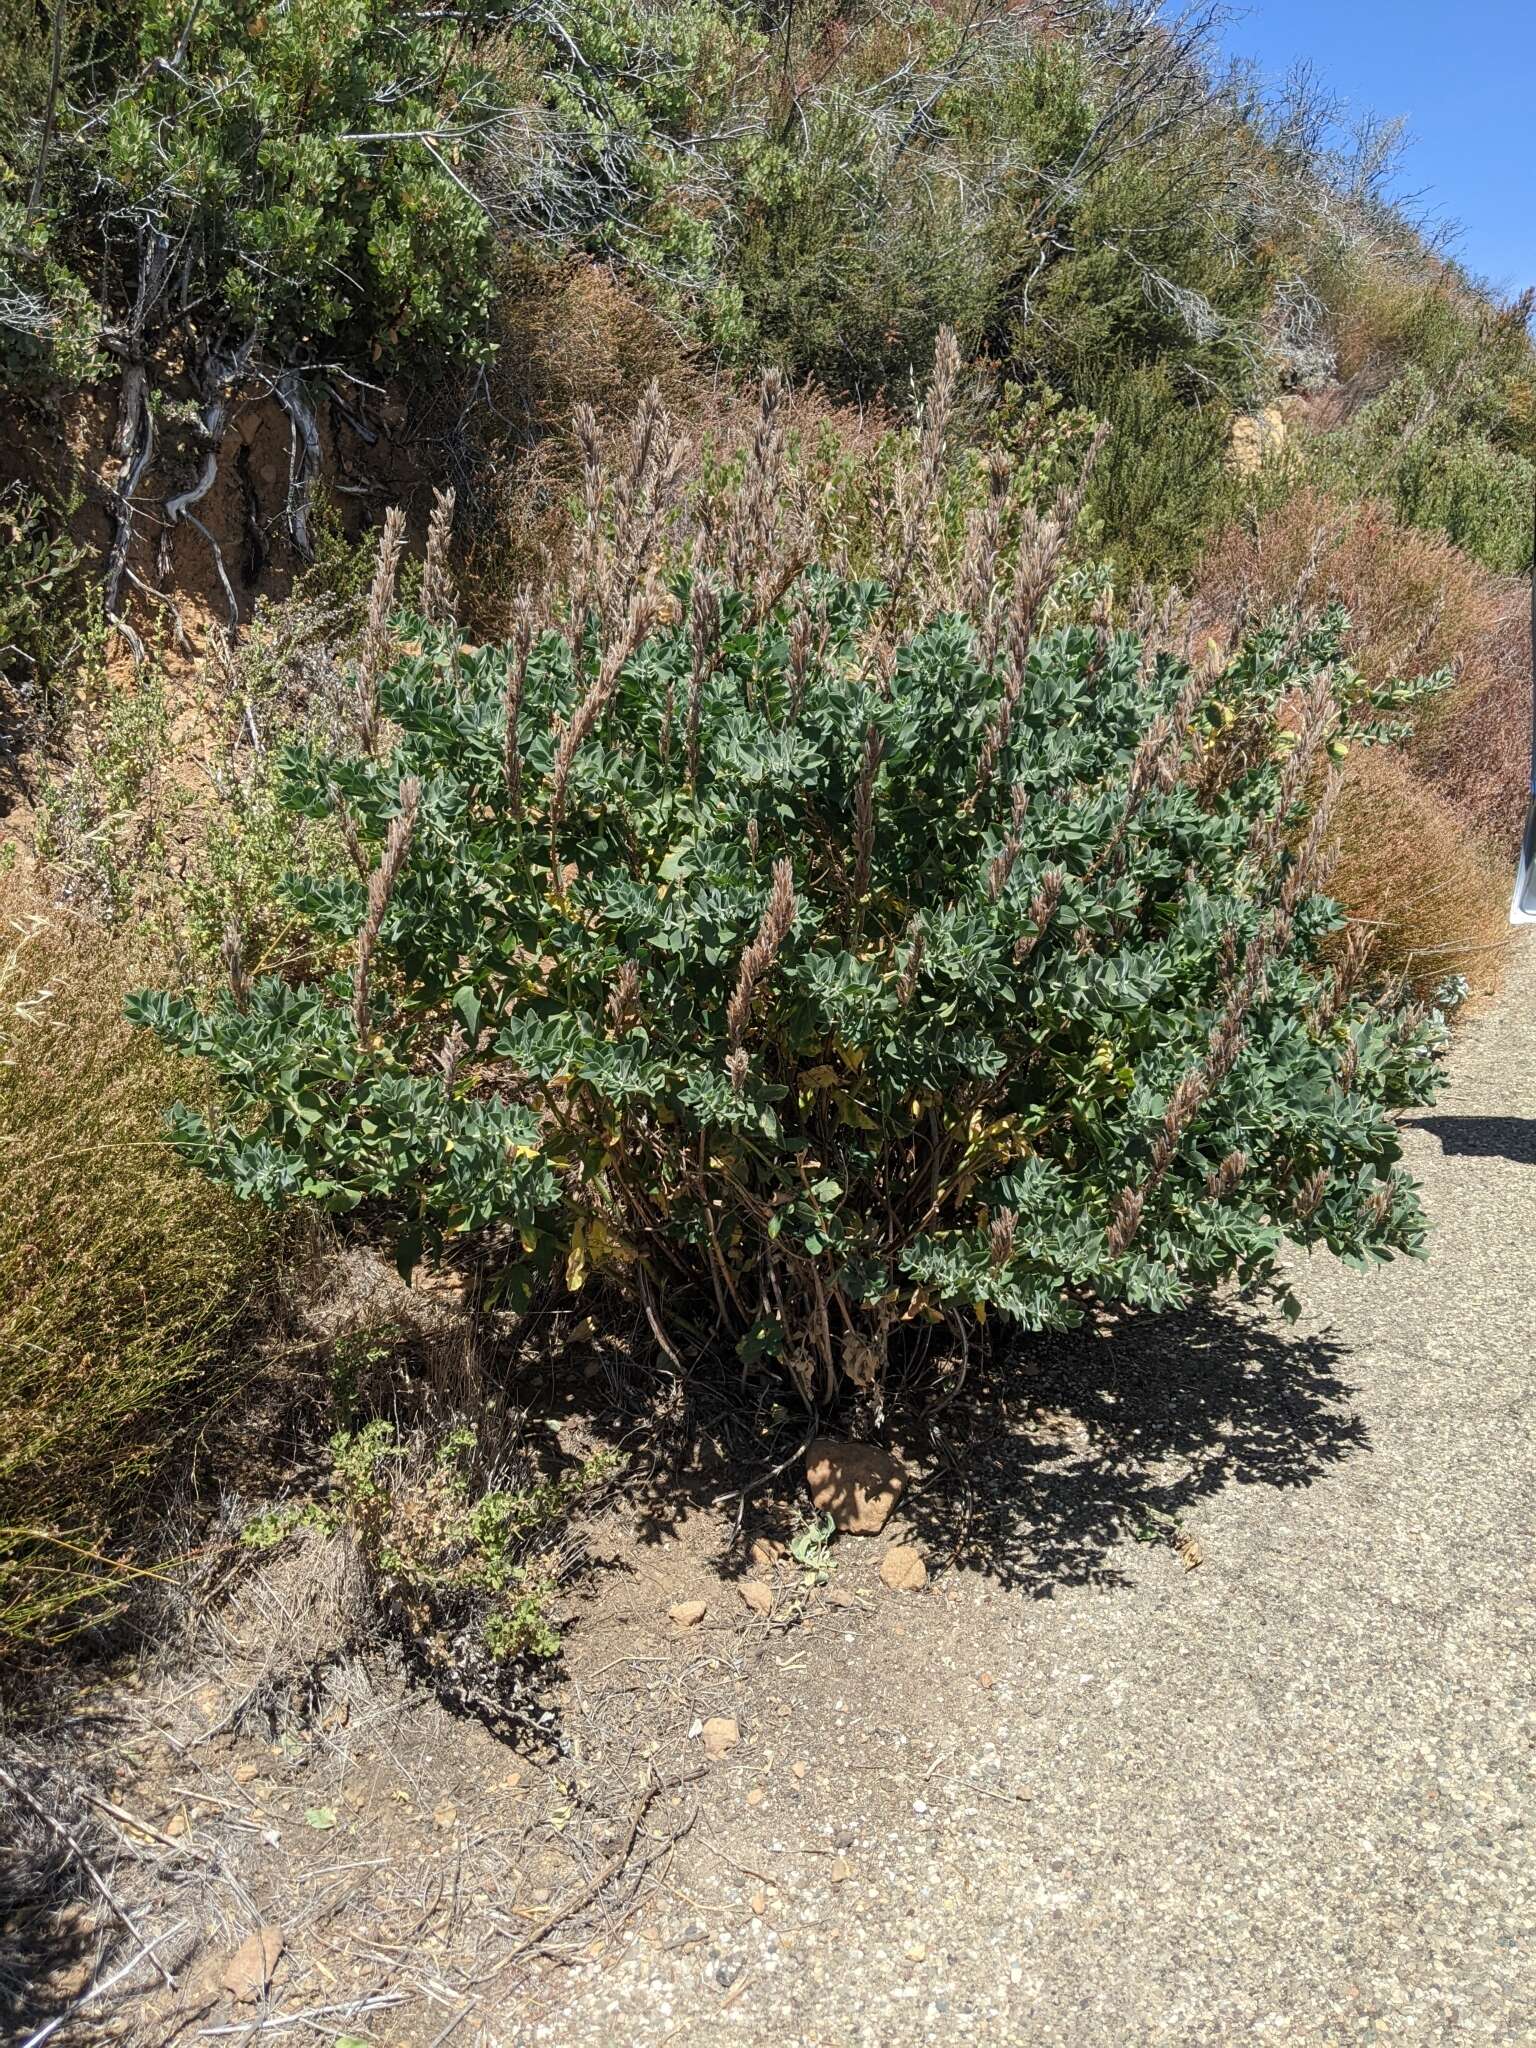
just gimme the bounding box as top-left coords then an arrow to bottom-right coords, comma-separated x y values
524,937 -> 1536,2046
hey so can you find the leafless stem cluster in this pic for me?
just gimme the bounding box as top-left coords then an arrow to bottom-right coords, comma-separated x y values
503,591 -> 534,816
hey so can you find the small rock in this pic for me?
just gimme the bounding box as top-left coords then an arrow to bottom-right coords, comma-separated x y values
231,1762 -> 259,1785
747,1786 -> 766,1807
738,1583 -> 773,1617
668,1599 -> 708,1628
805,1439 -> 905,1535
701,1716 -> 739,1759
221,1925 -> 283,2004
750,1891 -> 768,1916
829,1858 -> 852,1884
749,1537 -> 783,1572
978,1671 -> 995,1689
791,1761 -> 807,1780
905,1940 -> 928,1963
880,1545 -> 928,1592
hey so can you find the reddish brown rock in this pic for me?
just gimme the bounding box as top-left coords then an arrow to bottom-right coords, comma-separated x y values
805,1439 -> 905,1534
879,1545 -> 928,1592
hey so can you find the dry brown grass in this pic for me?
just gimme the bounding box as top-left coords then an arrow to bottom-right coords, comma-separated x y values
0,861 -> 273,1650
447,250 -> 889,636
1197,486 -> 1514,702
1196,489 -> 1524,998
1324,747 -> 1514,1003
1407,629 -> 1532,854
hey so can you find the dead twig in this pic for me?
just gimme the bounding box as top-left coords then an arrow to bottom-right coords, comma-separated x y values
0,1762 -> 177,1992
501,1767 -> 705,1964
196,1993 -> 406,2037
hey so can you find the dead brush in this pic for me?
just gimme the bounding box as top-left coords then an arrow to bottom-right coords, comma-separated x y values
1325,747 -> 1514,1000
0,869 -> 271,1653
1197,486 -> 1530,851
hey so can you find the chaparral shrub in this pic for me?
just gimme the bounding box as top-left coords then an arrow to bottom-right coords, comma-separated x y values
131,346 -> 1449,1406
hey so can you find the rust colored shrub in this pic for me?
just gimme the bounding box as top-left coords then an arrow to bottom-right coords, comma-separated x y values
1409,619 -> 1532,853
1197,488 -> 1508,693
1324,748 -> 1514,1002
1196,488 -> 1529,851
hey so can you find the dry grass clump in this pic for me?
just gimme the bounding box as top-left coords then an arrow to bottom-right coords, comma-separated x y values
441,250 -> 891,637
1323,748 -> 1514,1002
1197,486 -> 1516,707
445,252 -> 703,626
1196,488 -> 1528,981
1406,622 -> 1532,853
0,864 -> 272,1651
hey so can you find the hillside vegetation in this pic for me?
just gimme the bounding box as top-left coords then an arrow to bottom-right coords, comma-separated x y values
1,0 -> 1532,1651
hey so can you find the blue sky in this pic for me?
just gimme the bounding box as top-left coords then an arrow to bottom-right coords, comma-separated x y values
1219,1 -> 1535,299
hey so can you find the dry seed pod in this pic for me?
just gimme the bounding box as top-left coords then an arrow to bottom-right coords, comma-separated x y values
727,859 -> 797,1048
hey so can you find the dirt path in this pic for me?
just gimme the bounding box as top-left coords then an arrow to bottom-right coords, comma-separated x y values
526,936 -> 1536,2047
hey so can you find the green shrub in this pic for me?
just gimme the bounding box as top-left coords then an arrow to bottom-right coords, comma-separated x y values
0,869 -> 272,1650
9,0 -> 501,378
1308,369 -> 1535,575
323,1420 -> 616,1697
131,363 -> 1448,1407
1083,365 -> 1240,583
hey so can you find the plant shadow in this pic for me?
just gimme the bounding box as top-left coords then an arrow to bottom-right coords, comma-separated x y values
1406,1114 -> 1536,1166
901,1298 -> 1364,1594
560,1292 -> 1366,1602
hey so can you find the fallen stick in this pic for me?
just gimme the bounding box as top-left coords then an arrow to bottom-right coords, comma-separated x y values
502,1767 -> 705,1964
0,1762 -> 176,1990
17,1917 -> 191,2048
196,1993 -> 406,2037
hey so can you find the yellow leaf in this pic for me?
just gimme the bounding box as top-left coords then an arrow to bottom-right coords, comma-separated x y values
566,1226 -> 589,1294
799,1065 -> 839,1090
830,1089 -> 877,1131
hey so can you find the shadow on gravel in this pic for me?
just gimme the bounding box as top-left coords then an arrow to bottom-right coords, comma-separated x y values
1407,1114 -> 1536,1165
904,1301 -> 1363,1595
570,1293 -> 1366,1603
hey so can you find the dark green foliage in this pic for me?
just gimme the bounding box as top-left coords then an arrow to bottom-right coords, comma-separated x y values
0,482 -> 91,734
130,374 -> 1449,1403
1309,368 -> 1535,576
2,0 -> 502,386
1082,367 -> 1239,584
